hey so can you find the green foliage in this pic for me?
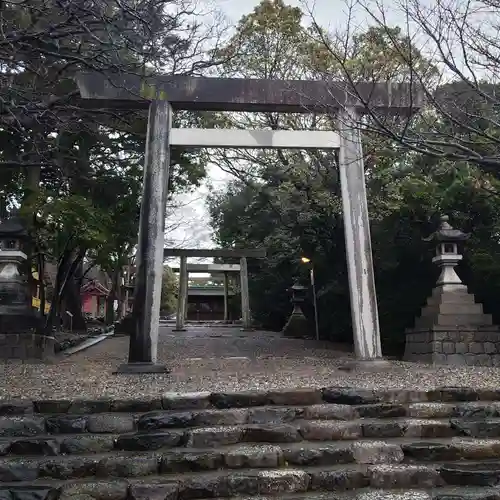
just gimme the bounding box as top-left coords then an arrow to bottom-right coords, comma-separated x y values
161,267 -> 178,314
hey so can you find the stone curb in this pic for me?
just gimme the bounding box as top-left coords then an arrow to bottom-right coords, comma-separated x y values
2,387 -> 500,415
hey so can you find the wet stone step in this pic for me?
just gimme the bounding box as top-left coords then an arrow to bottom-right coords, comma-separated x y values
194,488 -> 500,500
113,464 -> 496,495
0,478 -> 499,500
451,419 -> 500,438
4,386 -> 500,417
0,422 -> 500,459
440,463 -> 500,487
0,420 -> 491,453
6,405 -> 500,440
402,438 -> 500,462
0,417 -> 46,438
127,465 -> 500,496
1,439 -> 500,482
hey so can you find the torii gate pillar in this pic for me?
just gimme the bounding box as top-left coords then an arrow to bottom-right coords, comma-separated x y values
240,257 -> 251,330
116,100 -> 171,374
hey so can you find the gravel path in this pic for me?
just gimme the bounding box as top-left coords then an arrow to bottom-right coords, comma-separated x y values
3,326 -> 500,399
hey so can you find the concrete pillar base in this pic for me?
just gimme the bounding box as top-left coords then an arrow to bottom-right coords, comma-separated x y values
114,362 -> 170,374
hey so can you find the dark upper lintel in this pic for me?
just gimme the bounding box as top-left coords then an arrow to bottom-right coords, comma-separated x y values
164,248 -> 266,258
75,72 -> 423,114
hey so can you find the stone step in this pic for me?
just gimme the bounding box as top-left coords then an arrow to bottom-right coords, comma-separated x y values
422,303 -> 485,315
0,418 -> 476,456
0,485 -> 499,500
415,313 -> 493,328
5,411 -> 500,445
429,286 -> 474,299
5,400 -> 500,437
0,416 -> 497,451
3,438 -> 500,481
197,488 -> 500,500
5,388 -> 500,418
427,294 -> 477,306
3,462 -> 500,497
0,481 -> 500,500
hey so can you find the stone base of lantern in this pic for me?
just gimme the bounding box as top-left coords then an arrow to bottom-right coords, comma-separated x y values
404,282 -> 499,366
0,332 -> 55,361
0,309 -> 40,333
404,327 -> 500,366
282,309 -> 313,339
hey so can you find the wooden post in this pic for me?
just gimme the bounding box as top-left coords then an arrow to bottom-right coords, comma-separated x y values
116,100 -> 171,373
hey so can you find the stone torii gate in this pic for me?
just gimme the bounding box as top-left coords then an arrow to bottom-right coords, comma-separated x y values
76,72 -> 422,373
164,248 -> 265,330
168,262 -> 241,324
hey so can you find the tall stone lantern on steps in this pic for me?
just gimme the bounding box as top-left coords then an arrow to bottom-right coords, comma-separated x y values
0,216 -> 53,360
404,215 -> 499,366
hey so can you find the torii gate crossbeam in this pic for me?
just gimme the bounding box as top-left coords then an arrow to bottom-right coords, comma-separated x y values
75,73 -> 423,374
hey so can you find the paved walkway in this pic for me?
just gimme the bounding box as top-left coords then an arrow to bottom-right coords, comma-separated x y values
3,324 -> 500,398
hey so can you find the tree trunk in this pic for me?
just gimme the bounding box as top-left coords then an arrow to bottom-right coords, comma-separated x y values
65,277 -> 87,331
105,294 -> 115,325
44,252 -> 70,333
44,247 -> 85,333
37,250 -> 46,321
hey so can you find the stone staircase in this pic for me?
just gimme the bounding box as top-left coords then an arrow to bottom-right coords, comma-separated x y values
2,387 -> 500,499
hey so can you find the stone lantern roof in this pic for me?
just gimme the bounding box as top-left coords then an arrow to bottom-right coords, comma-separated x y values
423,215 -> 470,243
0,216 -> 28,238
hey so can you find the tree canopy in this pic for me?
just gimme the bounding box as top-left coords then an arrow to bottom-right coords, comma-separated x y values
0,0 -> 222,330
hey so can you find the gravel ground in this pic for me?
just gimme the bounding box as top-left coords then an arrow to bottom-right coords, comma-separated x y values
3,326 -> 500,398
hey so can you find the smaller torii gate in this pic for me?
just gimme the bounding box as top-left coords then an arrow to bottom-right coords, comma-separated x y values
165,248 -> 265,330
168,262 -> 241,324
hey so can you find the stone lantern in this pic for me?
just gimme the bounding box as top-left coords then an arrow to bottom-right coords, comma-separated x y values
425,215 -> 470,287
282,280 -> 312,339
404,214 -> 499,366
0,216 -> 32,327
0,216 -> 52,360
290,282 -> 307,306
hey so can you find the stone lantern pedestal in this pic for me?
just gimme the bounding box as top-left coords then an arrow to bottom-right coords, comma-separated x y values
282,282 -> 312,339
0,216 -> 53,361
404,216 -> 499,366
